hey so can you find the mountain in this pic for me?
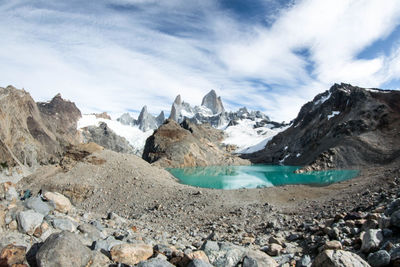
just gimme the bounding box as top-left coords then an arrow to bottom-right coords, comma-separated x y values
0,86 -> 81,176
117,106 -> 165,131
142,119 -> 250,167
244,83 -> 400,171
201,89 -> 225,114
80,122 -> 135,154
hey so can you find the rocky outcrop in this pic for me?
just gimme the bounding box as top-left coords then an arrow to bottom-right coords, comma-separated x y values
142,119 -> 250,167
81,122 -> 135,154
245,83 -> 400,170
117,106 -> 164,131
201,89 -> 225,114
0,86 -> 81,174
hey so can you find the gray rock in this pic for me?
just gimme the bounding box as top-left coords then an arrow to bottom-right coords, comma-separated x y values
385,198 -> 400,216
390,210 -> 400,228
5,186 -> 18,201
297,255 -> 311,267
36,231 -> 92,267
94,236 -> 124,252
367,250 -> 390,267
361,229 -> 383,253
243,256 -> 258,267
17,209 -> 44,235
137,257 -> 175,267
52,217 -> 78,232
312,250 -> 369,267
188,259 -> 214,267
201,90 -> 225,114
137,106 -> 159,131
77,223 -> 103,242
25,197 -> 54,215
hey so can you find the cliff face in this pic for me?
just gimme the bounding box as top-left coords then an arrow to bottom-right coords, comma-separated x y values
142,119 -> 250,168
0,86 -> 81,172
245,83 -> 400,171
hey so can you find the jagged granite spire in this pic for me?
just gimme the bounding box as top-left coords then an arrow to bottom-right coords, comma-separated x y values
156,111 -> 165,126
201,90 -> 225,114
137,105 -> 158,131
169,95 -> 182,121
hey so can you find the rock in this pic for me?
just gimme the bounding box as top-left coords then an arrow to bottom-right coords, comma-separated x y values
361,229 -> 383,253
186,250 -> 210,263
52,217 -> 78,232
5,186 -> 18,202
90,251 -> 113,267
367,250 -> 390,267
188,259 -> 214,267
36,231 -> 92,267
25,197 -> 54,216
201,89 -> 225,114
386,198 -> 400,216
17,210 -> 44,235
267,243 -> 283,256
43,192 -> 72,213
312,250 -> 370,267
77,223 -> 102,242
137,257 -> 175,267
297,255 -> 312,267
0,244 -> 27,266
390,210 -> 400,228
94,236 -> 124,252
323,241 -> 342,250
243,256 -> 258,267
245,249 -> 278,267
269,236 -> 285,246
110,243 -> 153,266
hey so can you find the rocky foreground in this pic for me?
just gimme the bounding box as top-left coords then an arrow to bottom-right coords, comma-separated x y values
0,143 -> 397,266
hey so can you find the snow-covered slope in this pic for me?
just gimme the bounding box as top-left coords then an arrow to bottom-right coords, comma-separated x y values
223,119 -> 288,154
78,115 -> 153,154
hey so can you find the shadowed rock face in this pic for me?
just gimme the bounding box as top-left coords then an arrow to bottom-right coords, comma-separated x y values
81,122 -> 135,154
0,86 -> 81,169
142,119 -> 250,167
244,83 -> 400,171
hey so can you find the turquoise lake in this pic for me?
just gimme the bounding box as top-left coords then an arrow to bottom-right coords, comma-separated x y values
168,165 -> 359,190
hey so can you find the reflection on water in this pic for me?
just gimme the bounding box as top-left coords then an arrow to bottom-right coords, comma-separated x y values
167,165 -> 359,190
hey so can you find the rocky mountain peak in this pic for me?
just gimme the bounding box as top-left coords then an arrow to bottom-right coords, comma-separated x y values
201,89 -> 225,114
174,95 -> 182,105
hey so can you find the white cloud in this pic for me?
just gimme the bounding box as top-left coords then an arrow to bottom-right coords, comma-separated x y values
0,0 -> 400,122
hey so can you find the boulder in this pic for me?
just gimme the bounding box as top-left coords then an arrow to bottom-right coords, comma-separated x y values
312,250 -> 370,267
188,259 -> 214,267
17,210 -> 44,235
36,231 -> 92,267
367,250 -> 390,267
266,243 -> 283,256
323,241 -> 343,250
5,186 -> 18,202
43,192 -> 72,213
110,243 -> 153,266
390,210 -> 400,228
361,229 -> 383,253
25,197 -> 54,216
137,257 -> 175,267
52,217 -> 78,232
0,244 -> 27,266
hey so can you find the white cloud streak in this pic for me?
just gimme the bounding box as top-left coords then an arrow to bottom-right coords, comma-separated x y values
0,0 -> 399,122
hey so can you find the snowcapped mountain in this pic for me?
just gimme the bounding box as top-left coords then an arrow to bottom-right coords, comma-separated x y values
78,114 -> 153,155
117,106 -> 164,131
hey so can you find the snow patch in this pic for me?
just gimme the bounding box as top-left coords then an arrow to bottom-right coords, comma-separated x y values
327,111 -> 340,120
223,119 -> 286,154
314,91 -> 331,106
365,88 -> 391,94
279,154 -> 290,164
296,153 -> 301,157
78,115 -> 153,152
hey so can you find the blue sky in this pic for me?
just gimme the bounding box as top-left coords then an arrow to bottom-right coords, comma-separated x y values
1,0 -> 400,122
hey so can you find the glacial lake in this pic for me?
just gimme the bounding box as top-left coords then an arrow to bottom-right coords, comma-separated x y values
168,165 -> 359,190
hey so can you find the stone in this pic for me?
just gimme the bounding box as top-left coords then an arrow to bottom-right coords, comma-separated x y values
110,243 -> 153,266
297,255 -> 312,267
390,210 -> 400,228
188,259 -> 214,267
243,256 -> 258,267
186,250 -> 209,263
77,223 -> 102,242
36,231 -> 92,267
385,198 -> 400,216
323,240 -> 342,250
5,186 -> 18,202
25,197 -> 54,216
269,236 -> 285,246
137,257 -> 175,267
43,192 -> 72,213
312,250 -> 369,267
0,244 -> 27,266
94,236 -> 124,252
267,243 -> 283,256
17,210 -> 44,235
367,250 -> 390,267
361,229 -> 383,253
90,251 -> 113,267
52,217 -> 78,232
245,249 -> 278,267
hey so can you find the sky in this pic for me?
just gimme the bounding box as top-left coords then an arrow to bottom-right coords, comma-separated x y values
1,0 -> 400,122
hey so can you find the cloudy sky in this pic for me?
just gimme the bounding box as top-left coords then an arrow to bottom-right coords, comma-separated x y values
1,0 -> 400,122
